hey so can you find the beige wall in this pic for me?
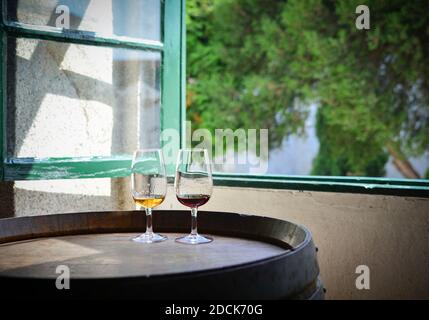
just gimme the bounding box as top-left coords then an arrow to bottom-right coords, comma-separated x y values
1,178 -> 134,217
1,181 -> 428,299
158,186 -> 429,300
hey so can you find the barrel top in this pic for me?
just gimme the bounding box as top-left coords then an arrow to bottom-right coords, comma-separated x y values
0,232 -> 286,279
0,210 -> 311,281
0,211 -> 318,299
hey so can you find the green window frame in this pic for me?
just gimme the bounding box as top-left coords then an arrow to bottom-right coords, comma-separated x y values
0,0 -> 185,180
1,0 -> 427,199
212,173 -> 429,198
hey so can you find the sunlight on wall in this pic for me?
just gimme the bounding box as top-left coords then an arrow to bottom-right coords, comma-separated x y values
15,178 -> 111,196
17,94 -> 113,158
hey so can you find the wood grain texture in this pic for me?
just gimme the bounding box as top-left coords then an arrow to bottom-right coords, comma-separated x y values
0,211 -> 321,299
0,233 -> 285,278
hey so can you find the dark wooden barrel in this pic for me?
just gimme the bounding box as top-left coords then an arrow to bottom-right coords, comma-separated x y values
0,210 -> 324,300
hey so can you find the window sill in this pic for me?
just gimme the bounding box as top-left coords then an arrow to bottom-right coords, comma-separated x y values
4,158 -> 428,198
213,173 -> 429,198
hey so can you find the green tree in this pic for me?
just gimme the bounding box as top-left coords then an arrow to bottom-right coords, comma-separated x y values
187,0 -> 429,178
311,106 -> 388,176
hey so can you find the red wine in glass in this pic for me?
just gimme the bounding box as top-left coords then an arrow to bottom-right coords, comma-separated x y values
177,194 -> 210,208
175,149 -> 213,244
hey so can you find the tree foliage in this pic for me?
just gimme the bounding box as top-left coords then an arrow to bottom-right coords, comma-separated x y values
186,0 -> 429,177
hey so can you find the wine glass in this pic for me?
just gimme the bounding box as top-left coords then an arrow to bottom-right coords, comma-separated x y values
175,149 -> 213,244
131,149 -> 167,243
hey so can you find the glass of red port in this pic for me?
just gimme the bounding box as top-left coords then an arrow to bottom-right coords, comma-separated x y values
175,149 -> 213,244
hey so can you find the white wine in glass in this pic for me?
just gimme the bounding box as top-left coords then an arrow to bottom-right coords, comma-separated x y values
131,149 -> 167,243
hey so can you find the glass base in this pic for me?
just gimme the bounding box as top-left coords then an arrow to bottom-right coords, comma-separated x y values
132,232 -> 167,243
175,234 -> 213,245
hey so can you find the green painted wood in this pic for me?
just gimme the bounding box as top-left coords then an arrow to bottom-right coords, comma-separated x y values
161,0 -> 184,176
0,1 -> 184,181
214,173 -> 429,187
1,0 -> 428,198
3,157 -> 429,196
3,21 -> 164,51
3,157 -> 132,180
180,0 -> 187,150
213,175 -> 429,198
0,18 -> 4,181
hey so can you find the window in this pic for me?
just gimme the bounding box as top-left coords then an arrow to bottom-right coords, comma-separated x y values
1,0 -> 427,198
0,0 -> 184,180
186,0 -> 429,197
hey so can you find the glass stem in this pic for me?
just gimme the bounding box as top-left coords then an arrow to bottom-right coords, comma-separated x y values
191,207 -> 198,236
145,207 -> 153,234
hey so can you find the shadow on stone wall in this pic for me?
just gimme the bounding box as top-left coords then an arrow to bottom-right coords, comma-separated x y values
0,182 -> 14,218
13,187 -> 134,217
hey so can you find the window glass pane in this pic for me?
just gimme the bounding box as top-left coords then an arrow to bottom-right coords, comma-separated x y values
5,0 -> 161,42
186,1 -> 429,179
7,36 -> 161,158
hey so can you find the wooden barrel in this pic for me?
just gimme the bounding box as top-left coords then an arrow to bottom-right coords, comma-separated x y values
0,210 -> 324,300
